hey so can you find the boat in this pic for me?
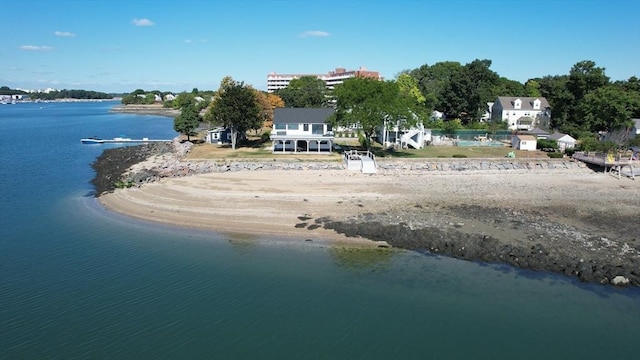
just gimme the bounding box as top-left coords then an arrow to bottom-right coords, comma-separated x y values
81,137 -> 105,144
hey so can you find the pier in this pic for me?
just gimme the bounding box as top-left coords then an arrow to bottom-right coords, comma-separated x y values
81,137 -> 172,144
572,151 -> 637,180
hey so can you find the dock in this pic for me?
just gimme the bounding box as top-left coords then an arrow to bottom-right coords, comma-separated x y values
572,151 -> 637,180
81,137 -> 172,144
344,150 -> 377,174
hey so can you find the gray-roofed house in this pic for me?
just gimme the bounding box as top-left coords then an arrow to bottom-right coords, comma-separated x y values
491,97 -> 551,131
270,108 -> 335,154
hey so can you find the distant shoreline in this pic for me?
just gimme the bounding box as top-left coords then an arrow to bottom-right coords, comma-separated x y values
110,104 -> 180,118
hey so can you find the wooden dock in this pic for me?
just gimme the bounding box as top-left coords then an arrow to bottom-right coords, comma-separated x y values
572,151 -> 637,180
81,137 -> 172,144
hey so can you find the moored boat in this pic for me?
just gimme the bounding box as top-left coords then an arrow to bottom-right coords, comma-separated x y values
81,137 -> 105,144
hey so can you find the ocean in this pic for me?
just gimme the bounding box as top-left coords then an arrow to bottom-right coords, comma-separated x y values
0,102 -> 638,359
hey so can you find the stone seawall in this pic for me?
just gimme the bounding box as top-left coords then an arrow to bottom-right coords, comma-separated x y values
110,140 -> 590,189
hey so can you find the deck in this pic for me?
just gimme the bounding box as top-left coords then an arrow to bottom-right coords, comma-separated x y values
344,150 -> 377,173
572,151 -> 637,180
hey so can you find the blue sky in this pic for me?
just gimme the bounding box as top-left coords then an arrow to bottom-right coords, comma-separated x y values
1,0 -> 638,93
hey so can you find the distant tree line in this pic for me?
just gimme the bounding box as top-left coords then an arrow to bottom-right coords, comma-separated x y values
0,86 -> 113,100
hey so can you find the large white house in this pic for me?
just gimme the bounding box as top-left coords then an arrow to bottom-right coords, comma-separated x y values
270,108 -> 335,154
267,67 -> 381,93
491,97 -> 551,131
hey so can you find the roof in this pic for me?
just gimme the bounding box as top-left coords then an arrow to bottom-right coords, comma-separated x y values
514,135 -> 537,141
495,97 -> 550,111
273,108 -> 335,124
549,132 -> 576,142
528,128 -> 550,136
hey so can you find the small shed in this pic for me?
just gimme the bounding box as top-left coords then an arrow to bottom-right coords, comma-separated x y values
206,127 -> 232,144
549,132 -> 576,152
512,134 -> 537,151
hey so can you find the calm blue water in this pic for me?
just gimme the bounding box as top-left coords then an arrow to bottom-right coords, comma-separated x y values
1,102 -> 638,359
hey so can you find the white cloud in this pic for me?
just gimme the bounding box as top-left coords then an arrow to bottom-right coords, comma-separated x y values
132,18 -> 155,26
54,31 -> 76,37
184,39 -> 193,43
19,45 -> 54,51
299,30 -> 330,38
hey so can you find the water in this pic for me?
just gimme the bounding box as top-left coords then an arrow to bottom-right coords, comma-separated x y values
1,102 -> 638,359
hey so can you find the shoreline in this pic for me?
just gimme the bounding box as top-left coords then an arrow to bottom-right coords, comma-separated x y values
110,104 -> 180,117
93,144 -> 640,286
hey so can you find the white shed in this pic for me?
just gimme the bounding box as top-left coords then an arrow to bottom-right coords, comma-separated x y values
511,134 -> 537,151
549,132 -> 576,152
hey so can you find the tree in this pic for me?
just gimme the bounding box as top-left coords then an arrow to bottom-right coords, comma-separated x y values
208,81 -> 262,149
580,85 -> 636,134
173,103 -> 201,141
333,77 -> 418,150
275,76 -> 327,107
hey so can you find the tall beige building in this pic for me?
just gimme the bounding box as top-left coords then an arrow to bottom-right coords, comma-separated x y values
266,67 -> 381,92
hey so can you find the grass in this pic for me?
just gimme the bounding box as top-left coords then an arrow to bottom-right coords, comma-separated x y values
183,131 -> 549,161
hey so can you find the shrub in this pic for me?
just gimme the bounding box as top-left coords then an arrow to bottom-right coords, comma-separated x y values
452,154 -> 468,158
537,139 -> 558,150
261,131 -> 271,142
547,152 -> 564,158
564,147 -> 576,156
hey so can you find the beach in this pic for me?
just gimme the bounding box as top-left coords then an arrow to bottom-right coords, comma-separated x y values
98,158 -> 640,286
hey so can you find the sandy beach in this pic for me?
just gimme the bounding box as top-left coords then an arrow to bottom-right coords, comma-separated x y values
99,167 -> 640,239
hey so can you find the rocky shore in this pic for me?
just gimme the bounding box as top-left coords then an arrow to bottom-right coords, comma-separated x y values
110,104 -> 180,117
92,142 -> 640,287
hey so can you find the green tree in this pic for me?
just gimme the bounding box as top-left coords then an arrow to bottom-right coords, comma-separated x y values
173,103 -> 201,141
333,77 -> 418,150
275,76 -> 327,107
208,81 -> 262,149
580,85 -> 636,134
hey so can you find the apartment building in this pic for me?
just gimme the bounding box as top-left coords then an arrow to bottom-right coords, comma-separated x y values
266,67 -> 381,92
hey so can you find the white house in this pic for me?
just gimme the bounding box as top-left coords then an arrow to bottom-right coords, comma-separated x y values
548,132 -> 576,152
270,108 -> 335,154
491,97 -> 551,131
164,94 -> 176,101
511,134 -> 537,151
378,121 -> 431,149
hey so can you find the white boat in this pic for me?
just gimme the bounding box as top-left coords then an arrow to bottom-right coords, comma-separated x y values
80,137 -> 105,144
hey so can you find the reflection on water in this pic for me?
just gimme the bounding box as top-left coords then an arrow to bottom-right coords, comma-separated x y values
328,247 -> 397,272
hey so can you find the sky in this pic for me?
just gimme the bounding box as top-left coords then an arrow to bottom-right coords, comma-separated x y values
0,0 -> 638,94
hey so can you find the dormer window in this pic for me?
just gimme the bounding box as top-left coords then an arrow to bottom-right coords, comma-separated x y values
514,98 -> 522,109
533,99 -> 541,110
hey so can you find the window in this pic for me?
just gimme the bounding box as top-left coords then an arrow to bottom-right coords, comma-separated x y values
303,124 -> 309,131
275,123 -> 286,130
288,124 -> 299,130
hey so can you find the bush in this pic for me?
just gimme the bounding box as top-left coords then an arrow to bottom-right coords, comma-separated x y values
452,154 -> 468,158
261,131 -> 271,142
564,147 -> 576,156
537,139 -> 558,150
547,152 -> 564,158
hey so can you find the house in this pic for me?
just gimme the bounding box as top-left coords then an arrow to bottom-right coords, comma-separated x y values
206,127 -> 232,145
549,132 -> 576,152
491,97 -> 551,131
164,94 -> 176,101
270,108 -> 335,154
633,118 -> 640,138
511,134 -> 537,151
378,122 -> 431,149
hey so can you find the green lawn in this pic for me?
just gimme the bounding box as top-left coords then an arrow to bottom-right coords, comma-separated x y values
186,138 -> 549,160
